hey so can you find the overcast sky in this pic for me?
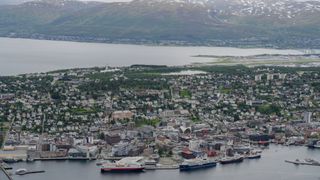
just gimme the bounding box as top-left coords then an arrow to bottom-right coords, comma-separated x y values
81,0 -> 132,2
79,0 -> 132,2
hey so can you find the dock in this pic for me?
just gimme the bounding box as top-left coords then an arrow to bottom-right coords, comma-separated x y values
0,162 -> 12,170
145,165 -> 179,170
0,165 -> 13,180
32,157 -> 97,161
103,157 -> 122,161
285,160 -> 320,166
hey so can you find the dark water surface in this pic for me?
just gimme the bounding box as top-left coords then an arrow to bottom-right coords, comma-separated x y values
9,145 -> 320,180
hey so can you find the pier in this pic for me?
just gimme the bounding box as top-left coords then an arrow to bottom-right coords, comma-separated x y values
0,165 -> 13,180
1,162 -> 12,170
145,165 -> 179,170
285,159 -> 320,166
32,157 -> 97,161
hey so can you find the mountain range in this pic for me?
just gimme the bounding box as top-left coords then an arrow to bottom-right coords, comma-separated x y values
0,0 -> 319,48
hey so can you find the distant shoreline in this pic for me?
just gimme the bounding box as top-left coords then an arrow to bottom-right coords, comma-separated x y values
1,36 -> 315,51
0,37 -> 314,76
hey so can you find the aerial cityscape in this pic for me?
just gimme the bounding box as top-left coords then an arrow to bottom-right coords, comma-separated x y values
0,0 -> 320,180
1,63 -> 320,179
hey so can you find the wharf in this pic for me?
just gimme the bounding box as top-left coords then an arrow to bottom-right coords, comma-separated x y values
33,157 -> 97,161
0,162 -> 12,170
285,160 -> 320,166
0,166 -> 13,180
145,165 -> 179,170
103,157 -> 122,160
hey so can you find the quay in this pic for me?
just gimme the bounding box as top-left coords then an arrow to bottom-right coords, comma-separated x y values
1,162 -> 12,170
32,157 -> 97,161
103,157 -> 122,161
145,165 -> 179,170
285,160 -> 320,166
0,165 -> 13,180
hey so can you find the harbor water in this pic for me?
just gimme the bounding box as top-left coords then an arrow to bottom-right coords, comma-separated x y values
9,145 -> 320,180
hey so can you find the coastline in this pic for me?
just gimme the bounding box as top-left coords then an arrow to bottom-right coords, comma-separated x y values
0,36 -> 315,51
0,37 -> 310,76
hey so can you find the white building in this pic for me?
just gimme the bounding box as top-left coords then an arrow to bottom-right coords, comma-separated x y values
304,112 -> 312,123
255,75 -> 262,81
267,74 -> 274,80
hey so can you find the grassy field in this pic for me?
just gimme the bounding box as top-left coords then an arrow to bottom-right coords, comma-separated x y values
193,55 -> 320,67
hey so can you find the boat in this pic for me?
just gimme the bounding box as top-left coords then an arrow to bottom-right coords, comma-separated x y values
3,158 -> 18,163
15,169 -> 28,175
247,153 -> 261,159
144,159 -> 157,166
307,140 -> 320,149
220,155 -> 244,164
285,159 -> 301,165
100,157 -> 145,173
304,158 -> 320,166
179,158 -> 217,171
246,151 -> 262,159
313,141 -> 320,148
26,158 -> 35,163
101,163 -> 144,173
15,168 -> 46,176
96,160 -> 108,166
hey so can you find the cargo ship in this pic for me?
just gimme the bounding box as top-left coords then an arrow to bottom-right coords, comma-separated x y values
220,155 -> 244,164
100,157 -> 145,173
179,158 -> 217,171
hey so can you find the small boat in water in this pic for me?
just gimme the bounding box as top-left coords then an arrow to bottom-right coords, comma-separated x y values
247,154 -> 261,159
179,158 -> 217,171
3,158 -> 18,163
15,169 -> 28,175
15,168 -> 46,175
220,155 -> 244,164
307,140 -> 320,149
246,152 -> 262,159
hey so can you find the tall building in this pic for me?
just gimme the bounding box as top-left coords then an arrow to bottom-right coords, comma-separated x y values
267,73 -> 274,80
255,75 -> 262,81
304,112 -> 312,123
279,73 -> 286,80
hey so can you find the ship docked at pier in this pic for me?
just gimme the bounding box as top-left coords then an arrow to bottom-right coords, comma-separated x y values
220,155 -> 244,164
100,157 -> 145,173
179,158 -> 217,171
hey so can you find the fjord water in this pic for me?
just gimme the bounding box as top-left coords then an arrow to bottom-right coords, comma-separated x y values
0,37 -> 306,76
10,145 -> 320,180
